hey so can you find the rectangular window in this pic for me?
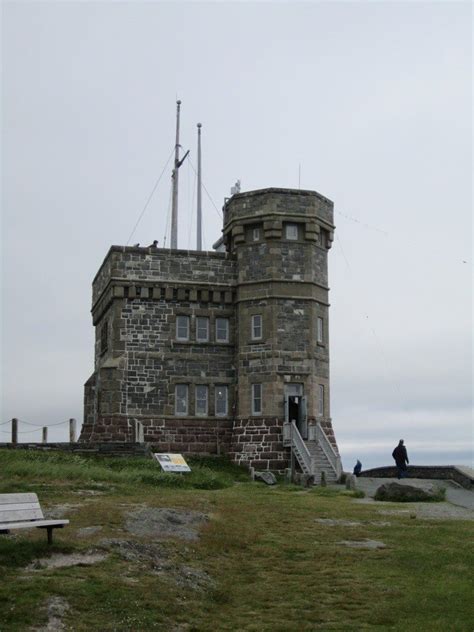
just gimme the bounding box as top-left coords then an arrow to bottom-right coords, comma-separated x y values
216,317 -> 229,342
176,315 -> 189,341
215,385 -> 228,416
252,227 -> 260,241
196,317 -> 209,342
286,223 -> 298,240
195,385 -> 208,416
100,321 -> 108,355
175,384 -> 188,415
252,383 -> 262,415
251,314 -> 262,340
318,384 -> 324,417
317,317 -> 324,343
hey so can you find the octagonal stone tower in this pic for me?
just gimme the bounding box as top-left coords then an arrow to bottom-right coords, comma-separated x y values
223,188 -> 338,472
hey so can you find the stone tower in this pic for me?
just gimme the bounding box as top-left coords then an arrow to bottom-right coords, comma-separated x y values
80,187 -> 340,479
223,189 -> 338,473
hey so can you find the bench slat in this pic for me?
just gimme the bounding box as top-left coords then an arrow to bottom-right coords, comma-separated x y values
0,503 -> 42,512
0,519 -> 69,530
0,493 -> 39,505
0,508 -> 44,523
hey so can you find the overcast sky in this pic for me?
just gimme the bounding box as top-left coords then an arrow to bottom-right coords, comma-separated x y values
1,1 -> 472,469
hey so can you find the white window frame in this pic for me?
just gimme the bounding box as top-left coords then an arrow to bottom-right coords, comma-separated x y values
317,317 -> 324,343
176,315 -> 190,341
195,385 -> 208,416
215,385 -> 228,416
252,383 -> 262,416
286,223 -> 298,240
175,384 -> 188,416
318,384 -> 324,417
251,314 -> 263,340
215,317 -> 229,343
252,227 -> 260,242
196,316 -> 209,342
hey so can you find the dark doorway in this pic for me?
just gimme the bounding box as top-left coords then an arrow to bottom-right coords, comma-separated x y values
288,396 -> 299,427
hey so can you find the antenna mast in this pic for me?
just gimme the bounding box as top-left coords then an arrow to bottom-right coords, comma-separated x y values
196,123 -> 202,251
171,100 -> 181,249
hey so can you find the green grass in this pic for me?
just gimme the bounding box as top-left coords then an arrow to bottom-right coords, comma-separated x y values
0,449 -> 245,492
0,449 -> 472,631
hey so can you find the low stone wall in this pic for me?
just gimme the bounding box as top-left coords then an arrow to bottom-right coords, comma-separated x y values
359,465 -> 473,490
229,417 -> 288,472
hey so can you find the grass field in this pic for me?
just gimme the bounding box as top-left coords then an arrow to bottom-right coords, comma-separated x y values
0,449 -> 472,631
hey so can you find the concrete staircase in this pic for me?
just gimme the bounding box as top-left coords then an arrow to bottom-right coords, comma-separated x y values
305,439 -> 339,484
283,421 -> 342,484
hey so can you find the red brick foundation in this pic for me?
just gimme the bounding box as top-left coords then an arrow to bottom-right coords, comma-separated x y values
79,416 -> 233,455
229,417 -> 289,472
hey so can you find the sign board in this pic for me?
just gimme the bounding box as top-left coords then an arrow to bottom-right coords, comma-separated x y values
153,453 -> 191,473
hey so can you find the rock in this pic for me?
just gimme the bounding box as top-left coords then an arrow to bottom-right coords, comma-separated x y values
100,539 -> 213,591
315,518 -> 361,527
338,539 -> 386,549
27,552 -> 107,570
254,471 -> 277,485
345,474 -> 357,490
374,482 -> 440,502
124,507 -> 208,540
100,539 -> 169,568
32,596 -> 70,631
77,526 -> 103,538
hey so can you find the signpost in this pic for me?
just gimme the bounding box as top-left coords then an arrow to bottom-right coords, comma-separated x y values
153,453 -> 191,473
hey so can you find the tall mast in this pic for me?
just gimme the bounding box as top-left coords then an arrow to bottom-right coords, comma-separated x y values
196,123 -> 202,251
171,100 -> 181,249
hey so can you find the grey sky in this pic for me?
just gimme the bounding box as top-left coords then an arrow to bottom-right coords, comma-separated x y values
1,1 -> 472,468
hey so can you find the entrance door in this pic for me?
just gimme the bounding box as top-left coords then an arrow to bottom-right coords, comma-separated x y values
284,384 -> 308,439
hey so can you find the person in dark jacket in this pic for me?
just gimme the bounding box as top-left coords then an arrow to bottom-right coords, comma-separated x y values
392,440 -> 409,479
353,460 -> 362,477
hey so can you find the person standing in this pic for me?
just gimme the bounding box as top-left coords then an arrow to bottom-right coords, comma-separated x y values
353,460 -> 362,477
392,440 -> 409,479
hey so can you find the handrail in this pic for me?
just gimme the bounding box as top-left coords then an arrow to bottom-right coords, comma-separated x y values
291,422 -> 312,473
314,422 -> 342,477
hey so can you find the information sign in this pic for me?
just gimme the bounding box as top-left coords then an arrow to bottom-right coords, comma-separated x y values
153,453 -> 191,473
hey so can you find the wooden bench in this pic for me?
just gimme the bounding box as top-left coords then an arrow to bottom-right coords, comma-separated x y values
0,493 -> 69,544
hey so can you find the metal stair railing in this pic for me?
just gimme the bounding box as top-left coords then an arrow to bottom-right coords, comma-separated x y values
310,422 -> 342,478
284,421 -> 314,474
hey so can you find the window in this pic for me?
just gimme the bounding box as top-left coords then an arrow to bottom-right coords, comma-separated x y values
216,317 -> 229,342
215,385 -> 228,416
318,385 -> 324,417
251,314 -> 262,340
196,317 -> 209,342
317,317 -> 324,343
100,321 -> 108,355
286,223 -> 298,240
252,227 -> 260,241
195,385 -> 208,416
175,384 -> 188,415
252,384 -> 262,415
176,315 -> 189,341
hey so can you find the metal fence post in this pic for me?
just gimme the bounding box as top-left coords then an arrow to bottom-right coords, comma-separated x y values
42,427 -> 48,443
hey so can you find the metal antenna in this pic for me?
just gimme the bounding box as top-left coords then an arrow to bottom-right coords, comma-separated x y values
196,123 -> 202,251
171,100 -> 181,249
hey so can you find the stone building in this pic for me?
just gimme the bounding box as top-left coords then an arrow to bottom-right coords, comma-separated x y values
80,187 -> 342,479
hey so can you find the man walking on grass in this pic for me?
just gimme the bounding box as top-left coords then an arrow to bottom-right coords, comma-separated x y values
392,439 -> 409,479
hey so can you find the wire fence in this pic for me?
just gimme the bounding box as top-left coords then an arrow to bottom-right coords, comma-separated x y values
0,418 -> 78,444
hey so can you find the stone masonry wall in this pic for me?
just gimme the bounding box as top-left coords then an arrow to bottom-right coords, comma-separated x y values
229,418 -> 289,472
